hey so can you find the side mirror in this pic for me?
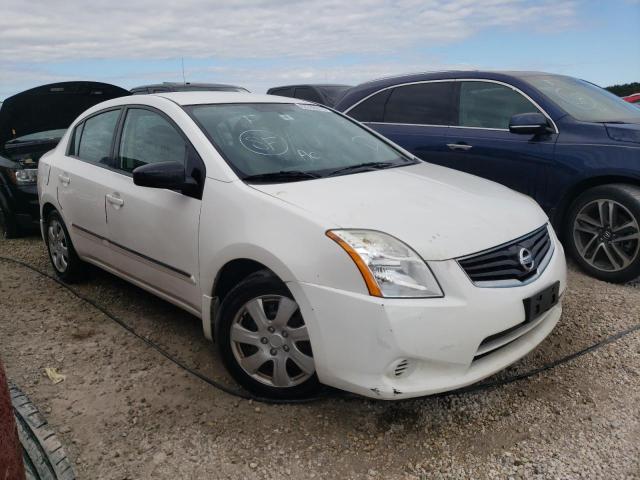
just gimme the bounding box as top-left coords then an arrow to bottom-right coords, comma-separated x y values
133,161 -> 186,190
509,112 -> 551,135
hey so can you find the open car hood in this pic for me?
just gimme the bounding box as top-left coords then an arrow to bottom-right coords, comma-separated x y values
0,81 -> 130,149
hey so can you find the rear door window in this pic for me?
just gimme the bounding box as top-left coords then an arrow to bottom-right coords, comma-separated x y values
384,82 -> 456,125
76,109 -> 120,165
116,108 -> 188,173
458,81 -> 540,129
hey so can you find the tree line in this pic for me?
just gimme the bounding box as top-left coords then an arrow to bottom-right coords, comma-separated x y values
606,82 -> 640,97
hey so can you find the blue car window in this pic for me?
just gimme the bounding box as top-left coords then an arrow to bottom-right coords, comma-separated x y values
348,89 -> 392,123
458,81 -> 540,130
384,82 -> 455,126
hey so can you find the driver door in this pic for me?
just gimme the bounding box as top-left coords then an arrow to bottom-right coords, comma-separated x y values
104,107 -> 203,314
446,80 -> 558,200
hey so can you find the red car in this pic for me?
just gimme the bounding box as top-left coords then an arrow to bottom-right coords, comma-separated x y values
623,93 -> 640,105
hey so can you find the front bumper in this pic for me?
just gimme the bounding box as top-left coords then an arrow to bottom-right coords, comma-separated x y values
288,235 -> 567,400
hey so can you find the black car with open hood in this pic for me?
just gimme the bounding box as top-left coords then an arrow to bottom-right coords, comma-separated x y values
0,81 -> 130,238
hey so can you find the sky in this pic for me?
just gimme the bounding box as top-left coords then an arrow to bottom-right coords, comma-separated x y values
0,0 -> 638,100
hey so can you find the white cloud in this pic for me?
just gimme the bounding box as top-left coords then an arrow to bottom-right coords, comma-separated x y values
0,0 -> 576,62
194,59 -> 477,93
0,0 -> 580,98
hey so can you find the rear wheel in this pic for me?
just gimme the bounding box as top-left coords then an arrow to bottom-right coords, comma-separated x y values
567,184 -> 640,283
217,270 -> 320,399
45,211 -> 86,282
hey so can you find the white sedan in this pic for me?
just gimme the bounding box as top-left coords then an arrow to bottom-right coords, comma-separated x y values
38,92 -> 566,400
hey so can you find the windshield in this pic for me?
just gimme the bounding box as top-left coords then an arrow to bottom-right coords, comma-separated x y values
187,103 -> 412,181
528,75 -> 640,123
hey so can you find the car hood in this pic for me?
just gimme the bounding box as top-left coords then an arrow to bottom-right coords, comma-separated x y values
0,81 -> 130,150
251,163 -> 549,260
605,122 -> 640,145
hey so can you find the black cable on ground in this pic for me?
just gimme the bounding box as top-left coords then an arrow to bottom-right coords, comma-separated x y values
1,255 -> 639,405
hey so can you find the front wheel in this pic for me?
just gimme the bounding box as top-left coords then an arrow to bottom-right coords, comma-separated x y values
0,201 -> 19,239
567,184 -> 640,283
217,270 -> 320,400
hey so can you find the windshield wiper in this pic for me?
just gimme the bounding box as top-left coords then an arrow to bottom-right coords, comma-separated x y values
326,161 -> 399,177
242,170 -> 321,183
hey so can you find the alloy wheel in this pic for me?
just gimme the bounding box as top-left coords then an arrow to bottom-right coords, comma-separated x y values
230,295 -> 315,388
573,198 -> 640,272
48,218 -> 69,273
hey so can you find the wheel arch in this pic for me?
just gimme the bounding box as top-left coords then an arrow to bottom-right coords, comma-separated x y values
203,247 -> 297,342
41,202 -> 57,221
212,258 -> 277,303
553,175 -> 640,237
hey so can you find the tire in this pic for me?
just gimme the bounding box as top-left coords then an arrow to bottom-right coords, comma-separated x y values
0,201 -> 19,239
566,184 -> 640,283
10,385 -> 76,480
217,270 -> 321,399
44,211 -> 86,283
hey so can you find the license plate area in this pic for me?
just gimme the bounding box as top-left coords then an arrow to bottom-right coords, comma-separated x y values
523,281 -> 560,323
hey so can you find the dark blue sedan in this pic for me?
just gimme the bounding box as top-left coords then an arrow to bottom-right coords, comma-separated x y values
335,71 -> 640,283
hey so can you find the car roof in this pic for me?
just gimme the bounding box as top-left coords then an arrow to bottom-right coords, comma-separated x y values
334,70 -> 571,112
131,82 -> 247,91
154,91 -> 311,105
94,91 -> 313,109
268,84 -> 352,90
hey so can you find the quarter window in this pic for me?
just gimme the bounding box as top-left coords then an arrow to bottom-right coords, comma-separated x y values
68,122 -> 84,156
76,109 -> 120,165
117,109 -> 188,173
384,82 -> 455,125
458,81 -> 540,129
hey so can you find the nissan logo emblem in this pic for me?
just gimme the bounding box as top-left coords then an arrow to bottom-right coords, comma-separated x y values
518,247 -> 535,272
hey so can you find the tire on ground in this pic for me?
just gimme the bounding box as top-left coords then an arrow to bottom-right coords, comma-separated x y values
217,269 -> 321,400
10,385 -> 76,480
44,210 -> 86,283
0,200 -> 19,239
566,183 -> 640,283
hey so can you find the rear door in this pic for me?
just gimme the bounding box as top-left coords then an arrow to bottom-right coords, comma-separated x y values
446,80 -> 557,199
103,107 -> 203,314
346,81 -> 457,166
55,108 -> 121,265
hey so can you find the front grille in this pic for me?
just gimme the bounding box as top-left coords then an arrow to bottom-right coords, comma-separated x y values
458,225 -> 552,286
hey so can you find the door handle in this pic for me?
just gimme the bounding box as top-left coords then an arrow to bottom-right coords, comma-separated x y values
106,193 -> 124,207
58,174 -> 70,185
446,143 -> 473,151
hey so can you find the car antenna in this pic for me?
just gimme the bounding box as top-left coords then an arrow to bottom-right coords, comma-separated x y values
181,57 -> 187,85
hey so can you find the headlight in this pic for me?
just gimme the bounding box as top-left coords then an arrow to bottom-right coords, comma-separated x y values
10,168 -> 38,185
326,229 -> 443,298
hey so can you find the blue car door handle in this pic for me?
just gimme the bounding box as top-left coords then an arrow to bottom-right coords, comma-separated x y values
447,143 -> 473,151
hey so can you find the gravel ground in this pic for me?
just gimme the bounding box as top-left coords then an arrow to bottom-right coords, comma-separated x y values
1,236 -> 639,480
